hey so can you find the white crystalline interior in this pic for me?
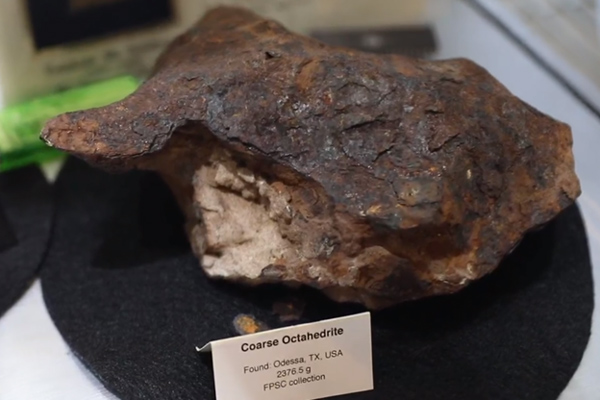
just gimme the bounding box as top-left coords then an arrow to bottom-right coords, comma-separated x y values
192,149 -> 294,280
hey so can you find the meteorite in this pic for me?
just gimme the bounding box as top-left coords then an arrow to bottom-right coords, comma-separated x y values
41,7 -> 580,309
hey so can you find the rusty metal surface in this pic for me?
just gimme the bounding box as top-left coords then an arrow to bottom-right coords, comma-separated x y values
42,7 -> 580,307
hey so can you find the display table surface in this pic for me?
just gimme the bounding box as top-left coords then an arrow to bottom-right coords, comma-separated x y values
1,1 -> 600,399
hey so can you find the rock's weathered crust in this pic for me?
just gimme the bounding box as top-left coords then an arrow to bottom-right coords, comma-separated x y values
41,7 -> 580,308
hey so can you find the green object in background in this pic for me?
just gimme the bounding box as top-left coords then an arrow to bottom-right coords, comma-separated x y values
0,75 -> 140,172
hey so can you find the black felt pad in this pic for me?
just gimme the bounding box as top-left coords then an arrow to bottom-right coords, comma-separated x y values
0,166 -> 53,317
42,158 -> 593,400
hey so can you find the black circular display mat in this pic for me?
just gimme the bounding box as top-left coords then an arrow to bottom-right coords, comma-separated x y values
42,158 -> 593,400
0,166 -> 53,317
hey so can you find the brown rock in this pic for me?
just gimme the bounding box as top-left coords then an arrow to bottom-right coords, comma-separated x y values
41,7 -> 580,309
232,314 -> 269,336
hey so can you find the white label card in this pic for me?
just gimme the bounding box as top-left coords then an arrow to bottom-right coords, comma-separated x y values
202,312 -> 373,400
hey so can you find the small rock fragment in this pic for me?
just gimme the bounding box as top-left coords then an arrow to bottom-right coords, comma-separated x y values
233,314 -> 269,336
273,297 -> 306,323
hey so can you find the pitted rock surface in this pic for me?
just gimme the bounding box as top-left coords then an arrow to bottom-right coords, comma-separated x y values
42,7 -> 580,308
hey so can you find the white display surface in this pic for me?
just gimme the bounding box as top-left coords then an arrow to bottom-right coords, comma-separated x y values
1,1 -> 599,399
